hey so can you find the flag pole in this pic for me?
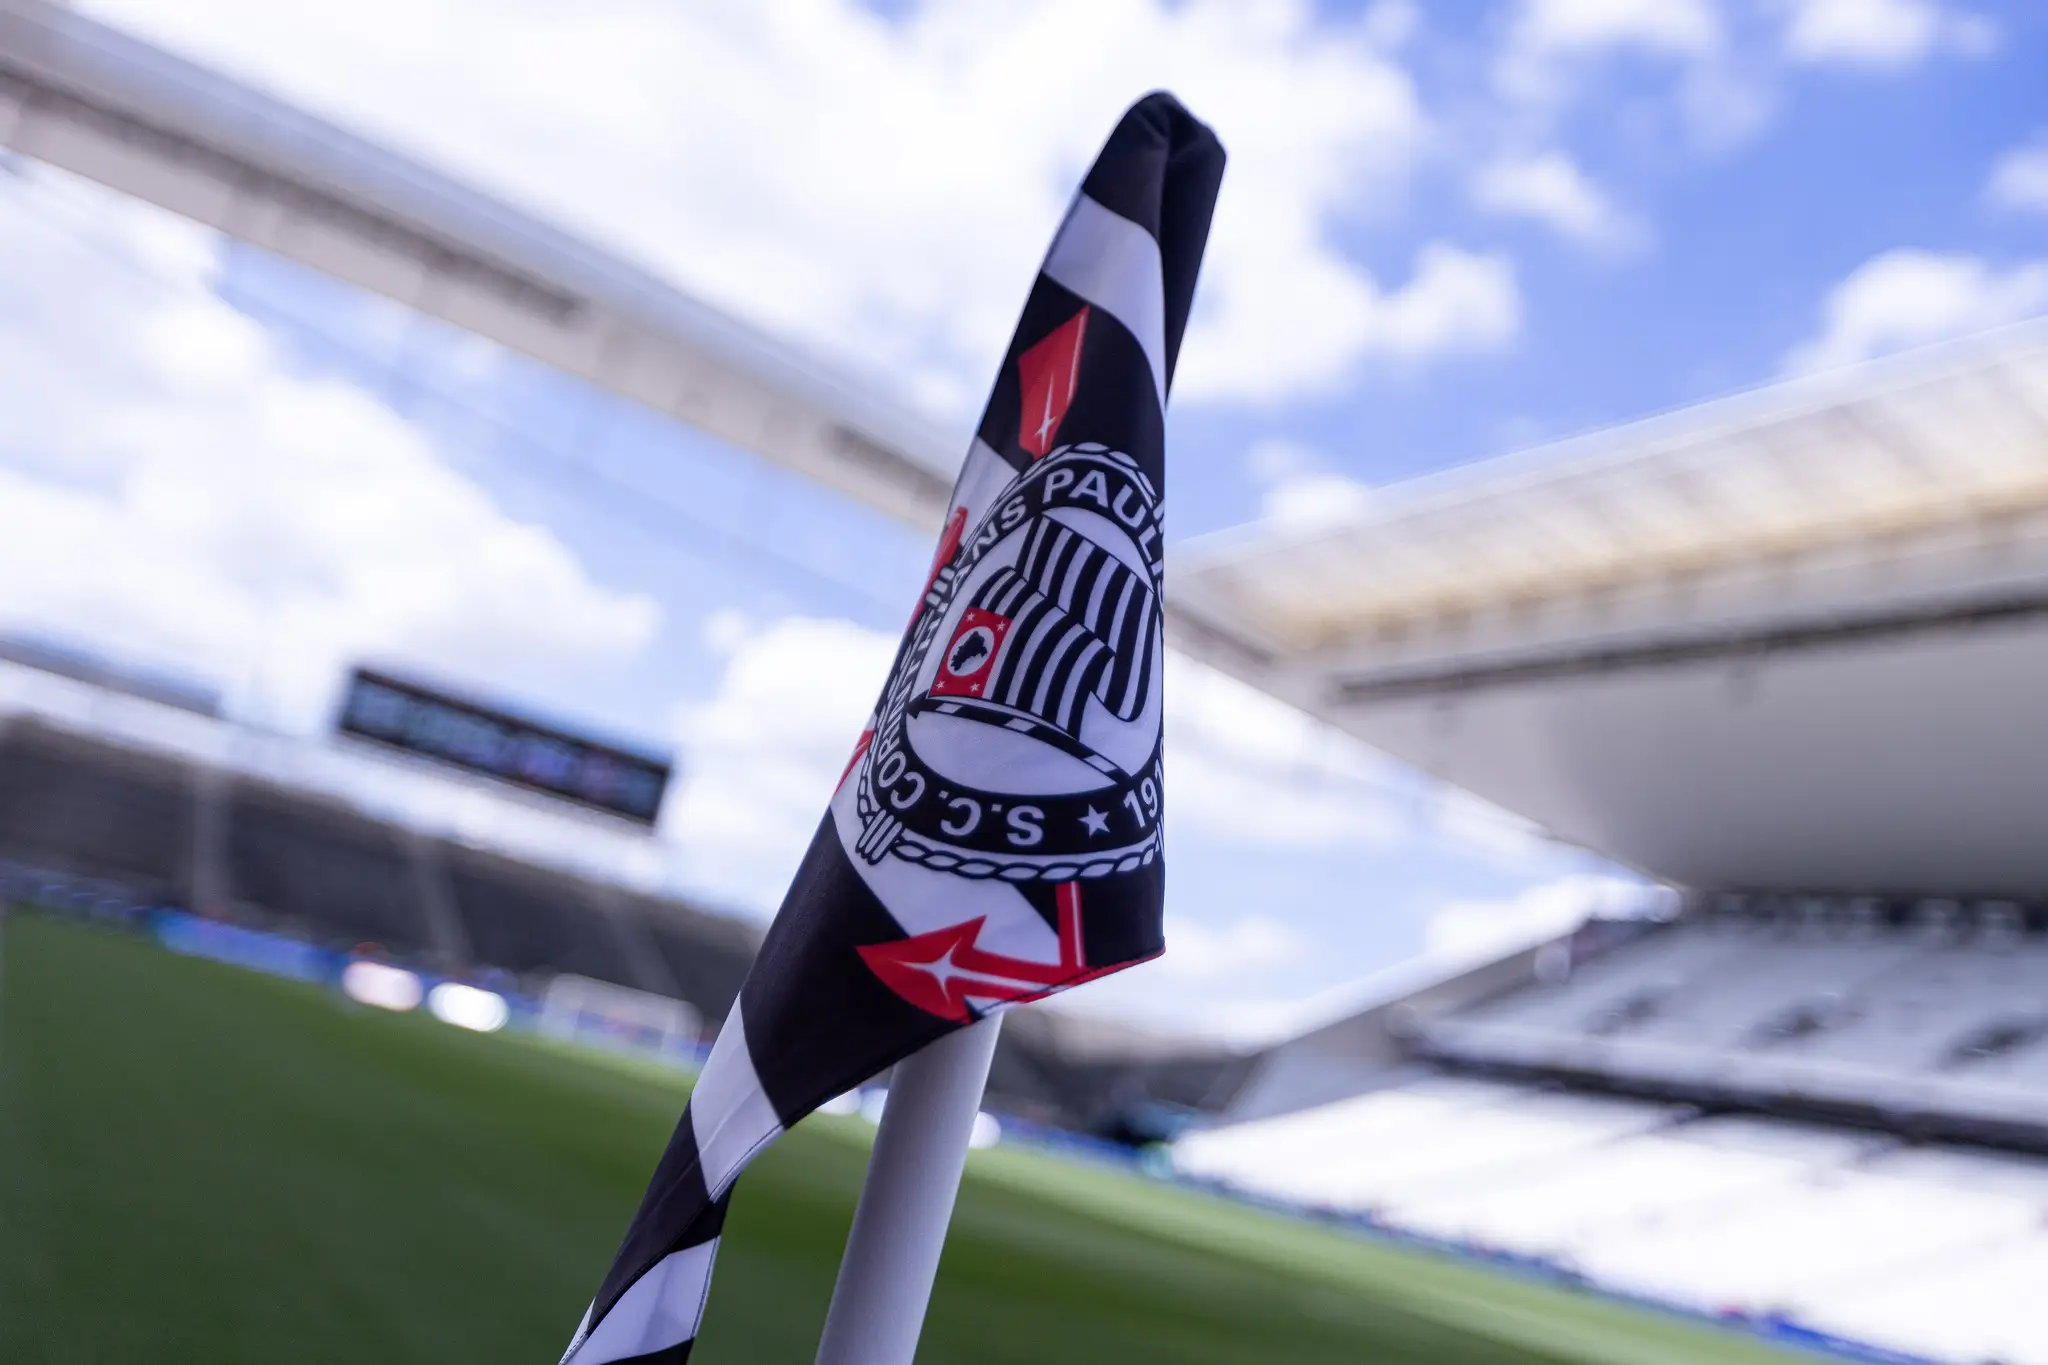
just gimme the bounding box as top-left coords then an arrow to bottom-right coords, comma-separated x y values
814,1013 -> 1004,1365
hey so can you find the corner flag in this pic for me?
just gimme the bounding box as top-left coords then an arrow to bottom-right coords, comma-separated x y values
561,91 -> 1224,1364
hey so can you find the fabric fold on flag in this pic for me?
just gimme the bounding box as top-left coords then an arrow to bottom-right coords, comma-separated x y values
561,90 -> 1224,1365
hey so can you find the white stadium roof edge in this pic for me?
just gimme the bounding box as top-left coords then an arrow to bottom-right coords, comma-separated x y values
1174,318 -> 2048,661
0,0 -> 960,528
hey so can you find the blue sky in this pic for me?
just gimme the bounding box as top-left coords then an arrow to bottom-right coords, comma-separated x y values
3,0 -> 2043,1039
1162,0 -> 2048,536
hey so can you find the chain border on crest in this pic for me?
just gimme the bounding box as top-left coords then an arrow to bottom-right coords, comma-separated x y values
854,442 -> 1165,882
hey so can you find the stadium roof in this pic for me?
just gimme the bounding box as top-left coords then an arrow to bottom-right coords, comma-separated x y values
1177,320 -> 2048,660
1175,321 -> 2048,895
0,0 -> 958,526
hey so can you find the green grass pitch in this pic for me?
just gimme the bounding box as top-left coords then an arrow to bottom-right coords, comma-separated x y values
0,913 -> 1799,1364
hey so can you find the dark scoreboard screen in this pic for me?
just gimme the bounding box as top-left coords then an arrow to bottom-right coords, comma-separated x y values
336,668 -> 673,826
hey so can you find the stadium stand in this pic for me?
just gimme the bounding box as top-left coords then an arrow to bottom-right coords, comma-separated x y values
225,786 -> 437,959
626,894 -> 756,1025
0,716 -> 751,1018
992,1007 -> 1257,1140
441,850 -> 643,991
1418,902 -> 2048,1140
1806,1156 -> 2048,1365
0,721 -> 195,903
1176,1072 -> 2048,1360
0,703 -> 1236,1137
1178,899 -> 2048,1365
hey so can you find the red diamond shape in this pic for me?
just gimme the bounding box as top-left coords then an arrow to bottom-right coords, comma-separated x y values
1017,307 -> 1089,459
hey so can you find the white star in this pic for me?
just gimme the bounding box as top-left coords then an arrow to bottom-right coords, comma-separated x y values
1079,806 -> 1110,836
908,941 -> 976,992
1035,386 -> 1058,444
908,941 -> 1030,1001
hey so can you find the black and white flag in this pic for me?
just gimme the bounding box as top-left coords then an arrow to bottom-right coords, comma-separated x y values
561,93 -> 1224,1364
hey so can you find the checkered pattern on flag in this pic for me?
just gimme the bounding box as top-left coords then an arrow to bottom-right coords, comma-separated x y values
560,92 -> 1223,1364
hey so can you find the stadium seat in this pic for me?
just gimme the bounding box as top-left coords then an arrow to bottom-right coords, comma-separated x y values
225,788 -> 437,958
442,850 -> 643,990
0,723 -> 195,902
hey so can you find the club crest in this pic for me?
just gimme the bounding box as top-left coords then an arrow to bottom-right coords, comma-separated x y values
854,442 -> 1165,881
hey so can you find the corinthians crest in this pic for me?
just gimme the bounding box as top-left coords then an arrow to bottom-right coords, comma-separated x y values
853,440 -> 1165,882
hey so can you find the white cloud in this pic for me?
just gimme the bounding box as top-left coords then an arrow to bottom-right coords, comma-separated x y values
664,616 -> 896,912
1359,0 -> 1422,49
1258,473 -> 1375,528
700,608 -> 756,657
1671,59 -> 1780,152
1176,236 -> 1522,402
1494,1 -> 1782,155
661,615 -> 1408,914
1373,245 -> 1524,364
1243,438 -> 1319,488
1243,439 -> 1373,528
1471,151 -> 1644,251
1986,134 -> 2048,217
1426,872 -> 1652,961
1429,785 -> 1562,872
1785,249 -> 2048,373
1176,242 -> 1522,403
1154,913 -> 1305,983
83,0 -> 1514,411
0,169 -> 658,733
1513,0 -> 1723,58
1782,0 -> 1995,69
1102,870 -> 1661,1046
1494,0 -> 1984,165
1165,655 -> 1406,850
1056,909 -> 1308,1040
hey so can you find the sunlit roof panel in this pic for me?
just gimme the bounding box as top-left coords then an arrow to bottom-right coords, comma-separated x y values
1179,321 -> 2048,655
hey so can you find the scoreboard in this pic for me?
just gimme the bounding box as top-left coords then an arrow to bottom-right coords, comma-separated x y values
336,668 -> 672,826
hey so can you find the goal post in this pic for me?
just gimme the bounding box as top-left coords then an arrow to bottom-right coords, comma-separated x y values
537,974 -> 702,1060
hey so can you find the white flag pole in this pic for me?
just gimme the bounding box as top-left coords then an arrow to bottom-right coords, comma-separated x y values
814,1013 -> 1004,1365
